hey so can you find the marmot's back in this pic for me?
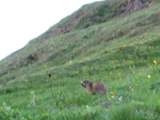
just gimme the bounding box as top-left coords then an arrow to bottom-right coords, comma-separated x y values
81,80 -> 107,95
92,81 -> 107,94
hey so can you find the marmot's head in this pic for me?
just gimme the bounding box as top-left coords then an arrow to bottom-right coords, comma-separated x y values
80,80 -> 92,88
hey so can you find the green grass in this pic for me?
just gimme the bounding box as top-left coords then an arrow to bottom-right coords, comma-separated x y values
0,0 -> 160,119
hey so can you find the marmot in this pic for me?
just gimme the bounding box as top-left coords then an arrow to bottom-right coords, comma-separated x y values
80,80 -> 107,95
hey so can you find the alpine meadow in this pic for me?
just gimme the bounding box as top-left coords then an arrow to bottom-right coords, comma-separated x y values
0,0 -> 160,119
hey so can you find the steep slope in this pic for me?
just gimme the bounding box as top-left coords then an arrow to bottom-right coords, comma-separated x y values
0,0 -> 160,119
0,0 -> 156,77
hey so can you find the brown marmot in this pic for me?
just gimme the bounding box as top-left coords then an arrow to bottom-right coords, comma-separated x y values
80,80 -> 107,95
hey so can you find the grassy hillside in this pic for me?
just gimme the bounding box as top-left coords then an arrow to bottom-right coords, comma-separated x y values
0,0 -> 160,119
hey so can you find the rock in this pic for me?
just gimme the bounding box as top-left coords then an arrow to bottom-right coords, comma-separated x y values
101,102 -> 111,107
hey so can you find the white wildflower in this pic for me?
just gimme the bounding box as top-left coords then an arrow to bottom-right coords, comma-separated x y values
6,107 -> 11,111
86,105 -> 90,111
31,95 -> 35,106
28,91 -> 36,107
119,96 -> 122,101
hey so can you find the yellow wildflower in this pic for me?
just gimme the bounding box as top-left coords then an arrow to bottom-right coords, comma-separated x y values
148,75 -> 151,79
111,92 -> 113,95
154,60 -> 157,64
24,79 -> 28,82
0,86 -> 1,88
107,95 -> 109,98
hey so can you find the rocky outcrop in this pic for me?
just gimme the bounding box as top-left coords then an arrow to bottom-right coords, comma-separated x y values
127,0 -> 153,10
114,0 -> 153,16
27,53 -> 38,60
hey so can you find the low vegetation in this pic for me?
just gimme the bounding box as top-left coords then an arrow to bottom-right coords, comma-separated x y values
0,0 -> 160,119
